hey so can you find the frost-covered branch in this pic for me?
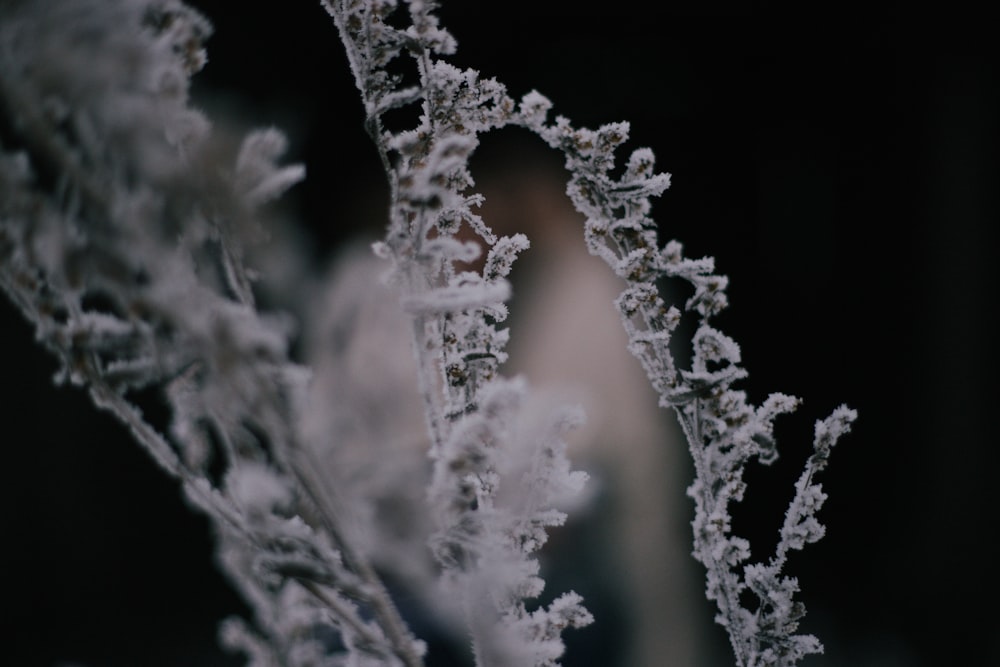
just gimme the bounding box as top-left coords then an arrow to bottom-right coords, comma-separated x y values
1,1 -> 854,665
328,1 -> 856,664
0,2 -> 423,665
520,89 -> 857,667
324,1 -> 593,663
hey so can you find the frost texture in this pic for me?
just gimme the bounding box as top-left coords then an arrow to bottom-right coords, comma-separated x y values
325,1 -> 593,662
0,2 -> 421,665
520,65 -> 858,667
1,1 -> 854,666
326,1 -> 855,664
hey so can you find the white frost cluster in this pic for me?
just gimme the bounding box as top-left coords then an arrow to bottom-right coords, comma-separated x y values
1,1 -> 855,666
1,2 -> 422,665
329,1 -> 856,664
327,1 -> 594,662
518,57 -> 858,667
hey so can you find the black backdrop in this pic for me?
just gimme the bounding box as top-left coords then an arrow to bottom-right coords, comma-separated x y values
4,2 -> 998,666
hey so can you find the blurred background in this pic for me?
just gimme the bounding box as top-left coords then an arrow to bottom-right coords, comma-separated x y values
3,2 -> 998,665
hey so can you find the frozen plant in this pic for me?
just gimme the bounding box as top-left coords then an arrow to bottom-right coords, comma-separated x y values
327,1 -> 855,664
0,2 -> 423,665
0,1 -> 855,666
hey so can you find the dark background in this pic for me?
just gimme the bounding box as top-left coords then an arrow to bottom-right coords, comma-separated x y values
4,2 -> 998,665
